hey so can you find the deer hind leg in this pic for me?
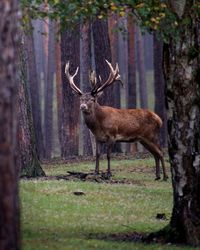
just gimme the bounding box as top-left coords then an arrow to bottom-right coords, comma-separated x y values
154,156 -> 161,180
155,144 -> 168,181
141,140 -> 168,181
161,156 -> 168,181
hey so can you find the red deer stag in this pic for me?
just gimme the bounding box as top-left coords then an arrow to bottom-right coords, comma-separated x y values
65,60 -> 168,181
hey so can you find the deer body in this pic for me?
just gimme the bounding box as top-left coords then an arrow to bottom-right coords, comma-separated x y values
82,102 -> 161,144
65,60 -> 168,180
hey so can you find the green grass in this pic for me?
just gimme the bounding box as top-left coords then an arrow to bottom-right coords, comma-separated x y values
21,158 -> 195,250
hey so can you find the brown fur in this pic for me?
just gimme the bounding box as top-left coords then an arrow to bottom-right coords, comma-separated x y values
65,61 -> 168,180
81,96 -> 168,181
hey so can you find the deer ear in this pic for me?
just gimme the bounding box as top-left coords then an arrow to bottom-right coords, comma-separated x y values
91,90 -> 104,98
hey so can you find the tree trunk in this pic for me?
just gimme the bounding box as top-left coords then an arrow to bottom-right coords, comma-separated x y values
108,14 -> 121,109
24,19 -> 45,160
92,18 -> 116,154
144,33 -> 154,71
153,33 -> 167,147
80,21 -> 93,156
18,42 -> 46,177
163,1 -> 200,245
108,14 -> 122,153
61,27 -> 80,157
117,16 -> 128,153
33,19 -> 44,79
32,18 -> 46,157
55,22 -> 62,152
127,16 -> 137,109
92,18 -> 114,106
136,27 -> 148,109
127,15 -> 137,153
44,19 -> 55,159
0,1 -> 20,248
43,14 -> 49,105
118,16 -> 128,109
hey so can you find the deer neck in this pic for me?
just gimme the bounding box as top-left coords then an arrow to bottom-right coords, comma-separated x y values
82,102 -> 103,130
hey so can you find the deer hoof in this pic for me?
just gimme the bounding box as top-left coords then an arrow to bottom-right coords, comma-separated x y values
155,176 -> 161,181
94,171 -> 99,176
163,176 -> 168,181
106,172 -> 112,179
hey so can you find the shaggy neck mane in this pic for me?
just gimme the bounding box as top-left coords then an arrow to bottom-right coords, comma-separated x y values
83,101 -> 103,129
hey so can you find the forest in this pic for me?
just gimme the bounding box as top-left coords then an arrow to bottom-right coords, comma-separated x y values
0,0 -> 200,249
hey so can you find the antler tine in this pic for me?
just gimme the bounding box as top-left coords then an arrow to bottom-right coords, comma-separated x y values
90,70 -> 101,95
94,60 -> 121,94
105,59 -> 114,72
65,61 -> 69,73
115,63 -> 121,80
115,63 -> 119,76
89,70 -> 97,88
114,63 -> 124,86
65,61 -> 82,95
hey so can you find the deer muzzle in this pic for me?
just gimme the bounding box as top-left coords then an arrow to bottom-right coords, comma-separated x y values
80,103 -> 88,112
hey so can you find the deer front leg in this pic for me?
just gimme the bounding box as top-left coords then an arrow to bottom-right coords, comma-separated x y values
95,140 -> 100,175
107,142 -> 113,178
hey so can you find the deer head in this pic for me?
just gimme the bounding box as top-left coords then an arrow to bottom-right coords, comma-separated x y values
65,60 -> 121,114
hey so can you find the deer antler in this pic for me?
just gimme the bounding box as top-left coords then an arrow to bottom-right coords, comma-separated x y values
89,70 -> 97,89
90,70 -> 103,94
65,62 -> 82,95
91,60 -> 122,96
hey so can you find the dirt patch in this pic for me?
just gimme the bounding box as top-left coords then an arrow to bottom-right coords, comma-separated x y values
87,231 -> 146,242
87,229 -> 173,245
21,171 -> 146,185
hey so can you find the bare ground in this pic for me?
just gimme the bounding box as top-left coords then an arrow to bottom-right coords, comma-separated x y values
21,170 -> 147,185
22,152 -> 168,184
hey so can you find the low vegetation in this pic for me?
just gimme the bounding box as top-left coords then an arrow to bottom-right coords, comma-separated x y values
21,157 -> 194,250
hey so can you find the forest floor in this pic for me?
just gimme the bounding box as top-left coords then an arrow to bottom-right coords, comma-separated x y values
20,156 -> 195,250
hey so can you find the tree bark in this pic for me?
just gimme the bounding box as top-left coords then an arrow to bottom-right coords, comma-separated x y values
92,18 -> 114,106
153,33 -> 167,147
127,15 -> 137,153
44,19 -> 55,159
163,1 -> 200,245
118,16 -> 128,109
55,22 -> 62,152
24,19 -> 45,160
117,16 -> 129,153
33,19 -> 44,79
108,14 -> 122,153
108,14 -> 121,109
127,16 -> 137,109
93,18 -> 118,154
0,0 -> 20,248
18,42 -> 46,177
80,21 -> 93,156
136,27 -> 148,109
61,26 -> 80,157
144,33 -> 153,71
